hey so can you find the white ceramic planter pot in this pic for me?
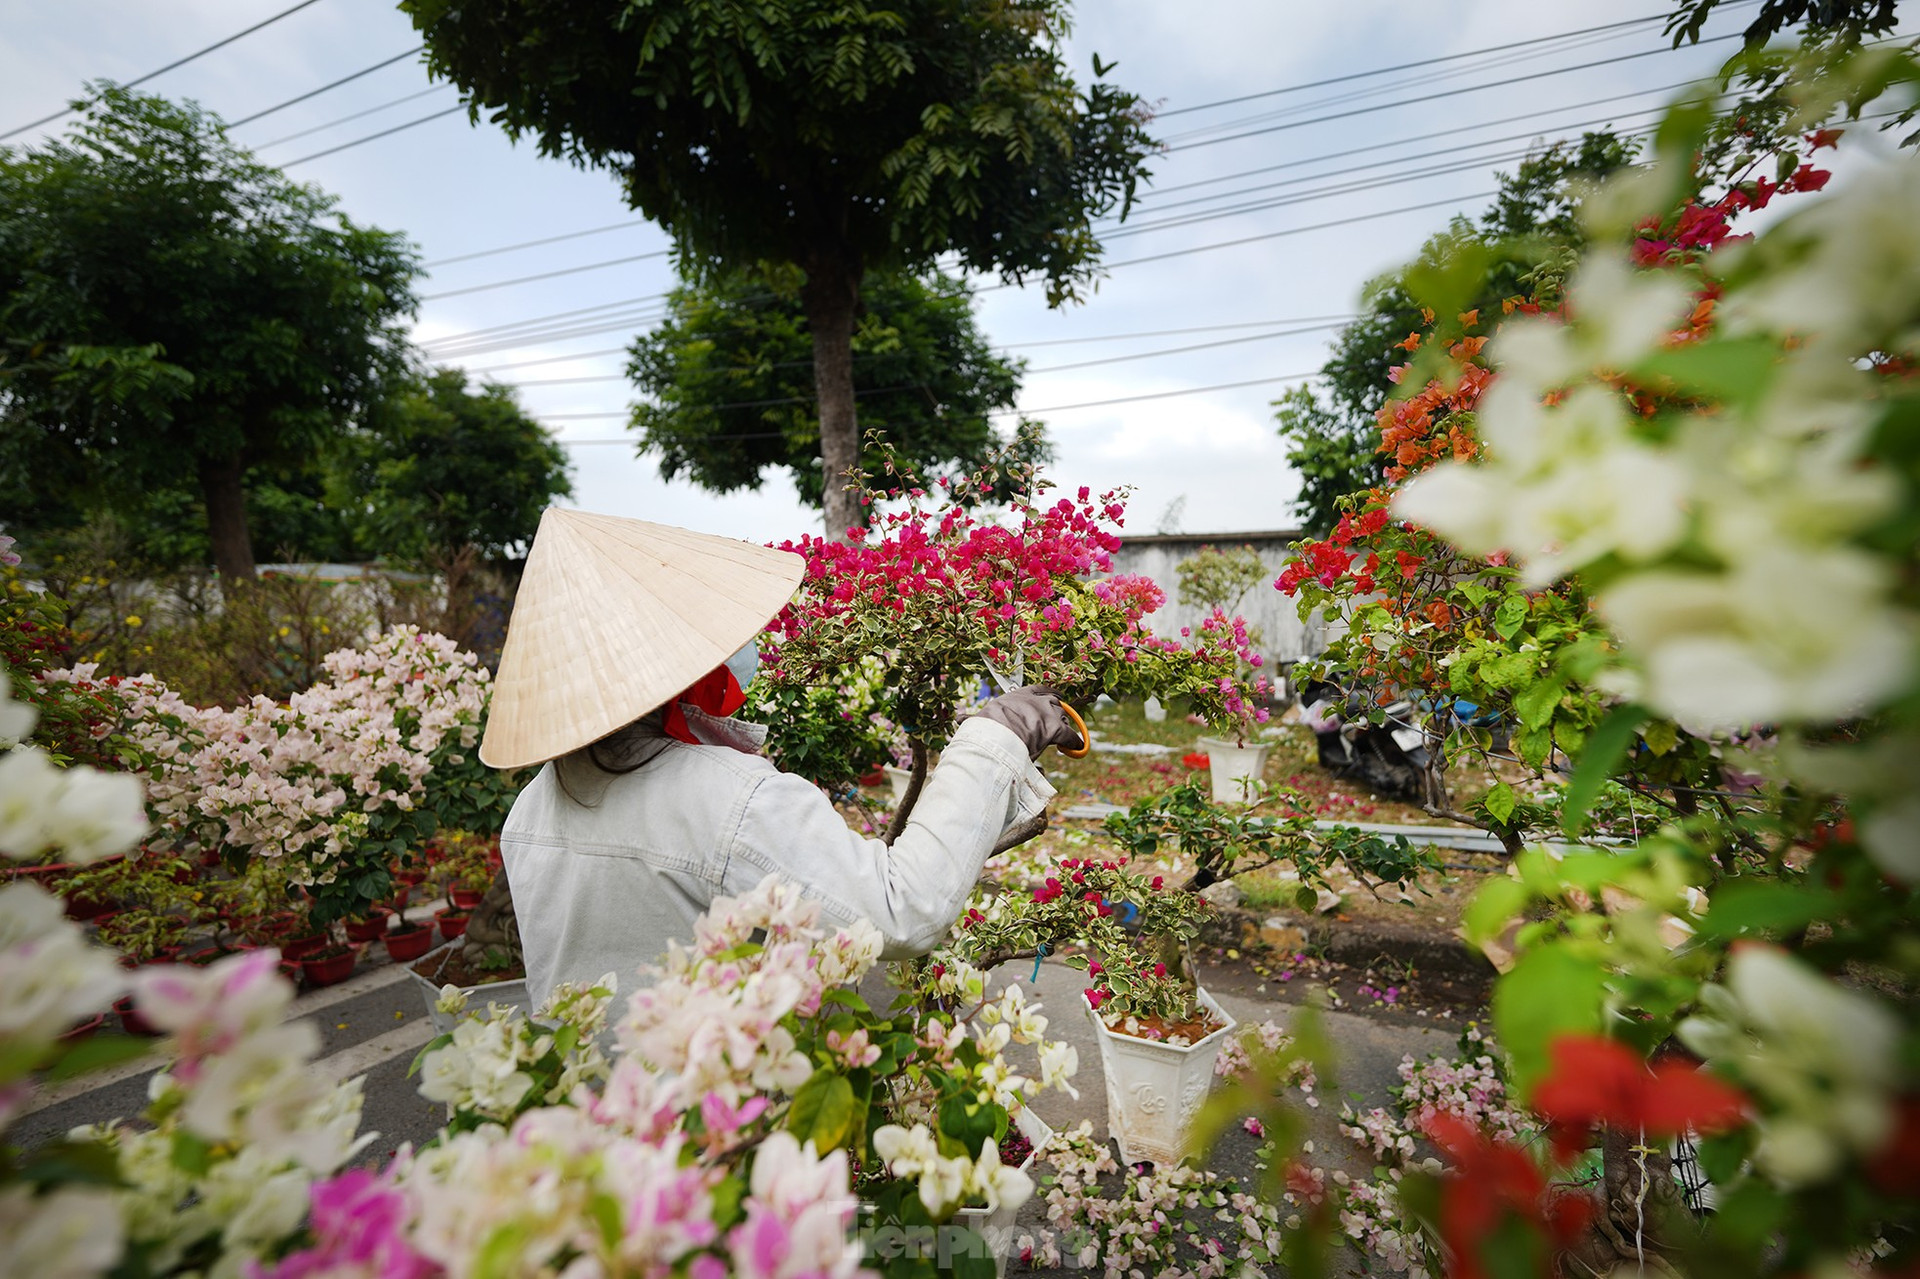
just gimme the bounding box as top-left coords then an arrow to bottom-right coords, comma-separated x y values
884,765 -> 914,802
952,1107 -> 1054,1277
407,940 -> 533,1034
1196,736 -> 1271,804
861,1107 -> 1053,1278
1087,987 -> 1237,1166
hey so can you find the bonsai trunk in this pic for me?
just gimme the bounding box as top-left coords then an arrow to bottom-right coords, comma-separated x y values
463,868 -> 521,962
198,453 -> 257,582
883,739 -> 929,845
801,252 -> 865,542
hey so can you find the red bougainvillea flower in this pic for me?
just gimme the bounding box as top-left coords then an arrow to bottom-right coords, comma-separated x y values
1181,752 -> 1210,769
1530,1034 -> 1747,1160
1426,1114 -> 1593,1279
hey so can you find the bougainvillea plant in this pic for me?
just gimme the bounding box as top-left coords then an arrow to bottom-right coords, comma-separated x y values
1261,42 -> 1920,1278
762,446 -> 1269,836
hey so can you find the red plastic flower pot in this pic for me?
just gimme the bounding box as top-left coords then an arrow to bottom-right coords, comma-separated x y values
344,913 -> 391,943
66,893 -> 117,921
301,946 -> 359,988
385,885 -> 410,913
857,767 -> 887,788
280,933 -> 328,961
383,924 -> 435,963
277,958 -> 302,983
114,997 -> 161,1037
449,888 -> 484,911
59,1013 -> 106,1044
436,910 -> 470,942
394,869 -> 427,887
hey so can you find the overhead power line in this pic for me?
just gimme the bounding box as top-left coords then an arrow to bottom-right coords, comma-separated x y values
228,46 -> 423,127
424,220 -> 653,268
253,85 -> 447,149
427,187 -> 1489,360
1,0 -> 330,141
415,76 -> 1689,314
497,319 -> 1348,388
547,370 -> 1324,441
1157,24 -> 1639,148
1157,10 -> 1676,118
280,104 -> 464,167
1162,32 -> 1743,155
418,250 -> 671,301
457,316 -> 1361,377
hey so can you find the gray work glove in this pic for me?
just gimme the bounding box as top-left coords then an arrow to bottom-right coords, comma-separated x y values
971,685 -> 1084,759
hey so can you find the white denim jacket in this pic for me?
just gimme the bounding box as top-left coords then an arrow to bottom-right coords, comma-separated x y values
501,714 -> 1054,1009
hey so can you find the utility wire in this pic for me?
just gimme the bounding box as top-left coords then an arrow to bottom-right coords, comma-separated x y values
498,319 -> 1347,387
425,187 -> 1487,359
459,316 -> 1361,376
253,85 -> 447,149
424,220 -> 653,268
228,47 -> 423,126
1157,10 -> 1680,118
0,0 -> 328,141
1156,24 -> 1638,146
1162,32 -> 1742,154
280,103 -> 464,167
547,369 -> 1323,439
413,62 -> 1679,287
416,78 -> 1684,311
418,250 -> 671,301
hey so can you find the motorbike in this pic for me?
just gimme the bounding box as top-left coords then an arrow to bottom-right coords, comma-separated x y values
1296,680 -> 1436,802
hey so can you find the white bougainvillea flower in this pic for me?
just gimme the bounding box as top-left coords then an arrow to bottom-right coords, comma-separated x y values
1599,543 -> 1914,730
0,1183 -> 125,1279
0,882 -> 124,1051
1678,946 -> 1898,1187
0,670 -> 36,745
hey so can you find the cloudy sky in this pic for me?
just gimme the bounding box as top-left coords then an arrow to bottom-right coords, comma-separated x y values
2,1 -> 1772,544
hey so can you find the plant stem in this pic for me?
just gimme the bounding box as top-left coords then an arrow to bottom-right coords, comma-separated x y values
882,738 -> 928,845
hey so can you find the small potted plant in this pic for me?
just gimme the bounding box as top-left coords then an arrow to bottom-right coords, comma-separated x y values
343,908 -> 392,943
300,941 -> 360,988
382,913 -> 436,962
437,830 -> 496,911
942,783 -> 1437,1164
1175,546 -> 1277,802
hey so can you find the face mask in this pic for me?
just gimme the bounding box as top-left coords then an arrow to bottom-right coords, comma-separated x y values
724,640 -> 760,692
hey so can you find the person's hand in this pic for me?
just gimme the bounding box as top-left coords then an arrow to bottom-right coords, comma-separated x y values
972,685 -> 1085,759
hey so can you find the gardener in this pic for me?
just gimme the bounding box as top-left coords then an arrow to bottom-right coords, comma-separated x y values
480,508 -> 1083,1008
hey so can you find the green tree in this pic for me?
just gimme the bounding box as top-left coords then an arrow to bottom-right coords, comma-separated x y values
1274,131 -> 1636,533
1665,0 -> 1901,46
0,86 -> 416,580
400,0 -> 1153,538
336,368 -> 573,564
629,265 -> 1046,507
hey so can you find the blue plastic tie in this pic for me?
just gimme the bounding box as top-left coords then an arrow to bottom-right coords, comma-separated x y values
1031,943 -> 1048,983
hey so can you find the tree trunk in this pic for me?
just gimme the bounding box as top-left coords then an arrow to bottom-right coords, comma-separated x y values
198,453 -> 257,581
801,253 -> 865,541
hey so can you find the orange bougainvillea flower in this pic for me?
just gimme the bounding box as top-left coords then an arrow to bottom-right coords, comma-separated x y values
1530,1034 -> 1747,1160
1396,332 -> 1423,352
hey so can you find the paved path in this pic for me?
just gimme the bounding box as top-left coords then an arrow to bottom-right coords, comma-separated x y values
22,948 -> 1452,1275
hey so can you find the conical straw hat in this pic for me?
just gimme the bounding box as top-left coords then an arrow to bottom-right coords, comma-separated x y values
480,509 -> 806,769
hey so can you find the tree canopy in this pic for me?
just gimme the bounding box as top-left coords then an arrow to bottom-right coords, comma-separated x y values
1274,131 -> 1638,533
0,86 -> 417,580
628,266 -> 1045,508
334,368 -> 573,564
401,0 -> 1154,537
